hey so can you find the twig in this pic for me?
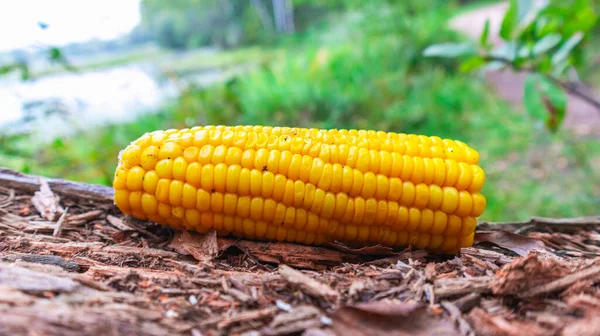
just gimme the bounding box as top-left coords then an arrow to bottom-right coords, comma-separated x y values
478,216 -> 600,234
434,276 -> 493,298
53,207 -> 69,237
483,55 -> 600,113
0,167 -> 113,204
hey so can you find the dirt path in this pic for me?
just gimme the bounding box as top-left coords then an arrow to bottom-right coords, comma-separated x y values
450,1 -> 600,135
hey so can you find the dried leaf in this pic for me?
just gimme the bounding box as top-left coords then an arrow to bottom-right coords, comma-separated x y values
331,301 -> 459,336
31,180 -> 61,221
475,231 -> 546,256
169,230 -> 219,262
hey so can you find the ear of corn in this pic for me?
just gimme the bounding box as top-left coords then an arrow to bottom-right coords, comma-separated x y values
113,125 -> 486,253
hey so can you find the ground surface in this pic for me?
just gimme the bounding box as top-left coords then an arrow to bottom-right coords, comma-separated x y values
450,1 -> 600,135
0,167 -> 599,336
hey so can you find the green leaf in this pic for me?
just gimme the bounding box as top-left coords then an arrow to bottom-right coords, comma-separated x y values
517,0 -> 534,21
523,74 -> 548,122
490,42 -> 519,61
52,138 -> 65,149
552,62 -> 570,77
422,43 -> 477,58
480,19 -> 490,47
500,0 -> 518,39
564,7 -> 597,35
513,0 -> 549,37
49,47 -> 63,61
523,74 -> 567,131
460,56 -> 486,72
532,33 -> 561,55
552,32 -> 584,65
0,65 -> 14,75
539,77 -> 567,131
18,63 -> 30,81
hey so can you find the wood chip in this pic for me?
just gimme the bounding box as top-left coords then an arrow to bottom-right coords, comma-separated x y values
31,180 -> 61,221
279,265 -> 339,303
217,306 -> 279,329
434,276 -> 493,298
0,262 -> 79,293
53,207 -> 69,237
522,264 -> 600,298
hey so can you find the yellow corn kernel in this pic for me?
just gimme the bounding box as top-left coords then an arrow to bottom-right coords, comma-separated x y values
440,235 -> 458,253
172,157 -> 188,181
114,189 -> 131,212
413,183 -> 430,208
455,190 -> 473,217
461,217 -> 477,236
185,208 -> 201,229
125,166 -> 144,191
432,158 -> 446,186
141,193 -> 158,215
444,215 -> 462,235
428,234 -> 444,250
157,203 -> 171,219
400,181 -> 416,206
156,159 -> 173,179
459,232 -> 475,249
140,146 -> 159,171
455,162 -> 473,190
406,207 -> 421,232
427,185 -> 443,210
471,193 -> 487,217
431,211 -> 447,234
415,233 -> 430,249
128,191 -> 142,211
394,206 -> 409,231
158,142 -> 183,160
419,209 -> 434,233
440,186 -> 459,213
168,180 -> 183,206
113,168 -> 127,190
469,165 -> 486,192
122,145 -> 141,167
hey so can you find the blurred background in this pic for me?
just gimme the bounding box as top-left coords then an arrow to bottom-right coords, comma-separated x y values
0,0 -> 598,222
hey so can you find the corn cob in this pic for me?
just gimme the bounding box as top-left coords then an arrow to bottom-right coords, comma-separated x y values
113,125 -> 486,253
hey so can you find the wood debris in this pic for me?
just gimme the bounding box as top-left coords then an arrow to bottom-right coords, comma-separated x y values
0,167 -> 599,335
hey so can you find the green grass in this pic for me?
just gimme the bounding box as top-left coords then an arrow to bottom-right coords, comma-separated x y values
32,45 -> 165,78
29,45 -> 274,80
159,47 -> 282,76
1,0 -> 598,222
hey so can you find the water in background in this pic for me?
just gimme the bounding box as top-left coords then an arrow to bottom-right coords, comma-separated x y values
0,65 -> 179,141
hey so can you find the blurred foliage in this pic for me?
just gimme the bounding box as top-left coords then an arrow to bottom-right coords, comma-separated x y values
424,0 -> 599,131
139,0 -> 389,49
0,46 -> 73,80
1,0 -> 599,222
